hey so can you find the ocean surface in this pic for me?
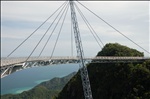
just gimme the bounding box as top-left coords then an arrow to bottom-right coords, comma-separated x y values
1,64 -> 79,95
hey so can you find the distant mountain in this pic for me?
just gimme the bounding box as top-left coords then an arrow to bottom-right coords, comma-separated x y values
1,72 -> 76,99
56,43 -> 150,99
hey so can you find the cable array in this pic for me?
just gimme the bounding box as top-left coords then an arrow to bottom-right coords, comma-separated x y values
25,2 -> 69,61
77,1 -> 150,55
50,4 -> 69,59
38,2 -> 69,57
74,3 -> 104,49
6,1 -> 149,61
7,1 -> 68,58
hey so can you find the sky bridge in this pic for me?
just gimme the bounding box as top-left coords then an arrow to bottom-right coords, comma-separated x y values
1,56 -> 149,78
1,1 -> 149,99
1,56 -> 149,67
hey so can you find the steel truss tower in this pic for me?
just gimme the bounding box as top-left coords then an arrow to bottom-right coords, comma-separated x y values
69,1 -> 93,99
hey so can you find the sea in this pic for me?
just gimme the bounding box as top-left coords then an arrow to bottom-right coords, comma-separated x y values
1,64 -> 79,95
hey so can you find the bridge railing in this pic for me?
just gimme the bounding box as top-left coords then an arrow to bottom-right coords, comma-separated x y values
1,56 -> 149,67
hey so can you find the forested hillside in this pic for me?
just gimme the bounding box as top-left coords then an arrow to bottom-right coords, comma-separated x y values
57,43 -> 150,99
1,72 -> 76,99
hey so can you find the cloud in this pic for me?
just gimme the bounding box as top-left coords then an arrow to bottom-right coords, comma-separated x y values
1,1 -> 149,57
1,1 -> 66,22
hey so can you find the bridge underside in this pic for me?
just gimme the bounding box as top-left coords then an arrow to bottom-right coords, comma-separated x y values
1,58 -> 147,78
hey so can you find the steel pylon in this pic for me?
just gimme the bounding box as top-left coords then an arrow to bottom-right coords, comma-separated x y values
69,1 -> 93,99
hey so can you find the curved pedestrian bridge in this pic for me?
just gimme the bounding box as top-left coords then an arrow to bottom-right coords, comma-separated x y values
1,56 -> 149,78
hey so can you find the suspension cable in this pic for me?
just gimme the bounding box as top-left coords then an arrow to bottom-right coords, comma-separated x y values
74,3 -> 104,49
39,2 -> 69,58
50,4 -> 69,58
7,1 -> 67,58
38,2 -> 68,57
25,2 -> 68,61
75,5 -> 102,49
74,3 -> 104,47
77,1 -> 150,54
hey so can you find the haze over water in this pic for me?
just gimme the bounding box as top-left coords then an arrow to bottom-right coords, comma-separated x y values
1,64 -> 79,95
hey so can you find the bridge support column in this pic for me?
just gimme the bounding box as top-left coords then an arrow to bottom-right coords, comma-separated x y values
69,1 -> 93,99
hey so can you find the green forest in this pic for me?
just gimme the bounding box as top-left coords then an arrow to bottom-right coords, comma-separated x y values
56,43 -> 150,99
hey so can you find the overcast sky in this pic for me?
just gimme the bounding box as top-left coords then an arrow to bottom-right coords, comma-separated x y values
1,1 -> 149,57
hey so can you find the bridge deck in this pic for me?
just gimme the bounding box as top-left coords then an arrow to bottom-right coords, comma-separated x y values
1,56 -> 149,67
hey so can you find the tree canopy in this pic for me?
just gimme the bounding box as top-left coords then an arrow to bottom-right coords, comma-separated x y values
57,43 -> 150,99
97,43 -> 144,57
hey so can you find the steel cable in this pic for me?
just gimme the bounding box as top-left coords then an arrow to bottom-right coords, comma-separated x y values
74,3 -> 104,49
25,2 -> 69,61
38,2 -> 69,57
50,4 -> 69,59
77,1 -> 150,54
6,1 -> 67,58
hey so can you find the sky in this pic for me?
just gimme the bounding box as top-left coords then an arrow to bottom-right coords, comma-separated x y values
1,1 -> 150,57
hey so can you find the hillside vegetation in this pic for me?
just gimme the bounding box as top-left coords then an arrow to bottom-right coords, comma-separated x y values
97,43 -> 144,56
57,43 -> 150,99
1,72 -> 76,99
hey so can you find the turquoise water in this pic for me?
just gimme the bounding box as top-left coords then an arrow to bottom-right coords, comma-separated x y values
1,64 -> 79,95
